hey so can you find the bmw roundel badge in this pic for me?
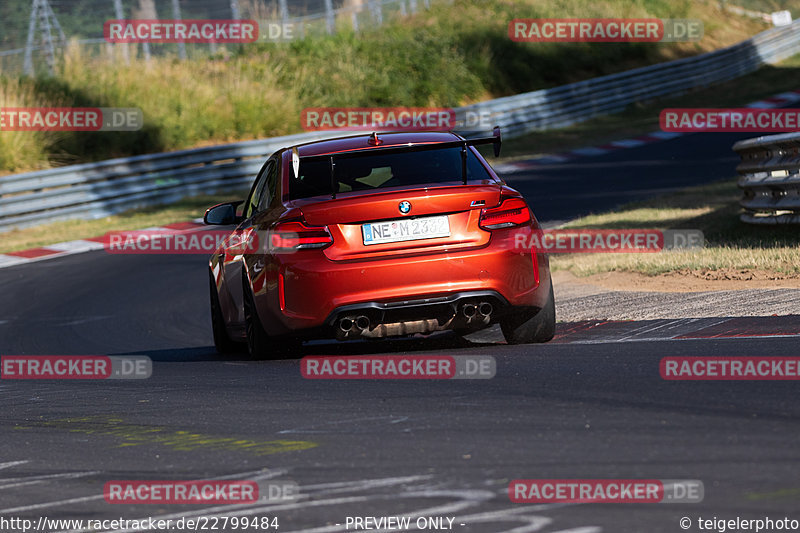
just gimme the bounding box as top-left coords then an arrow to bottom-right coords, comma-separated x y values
398,201 -> 412,214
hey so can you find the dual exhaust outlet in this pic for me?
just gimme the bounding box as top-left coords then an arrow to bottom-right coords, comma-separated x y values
462,301 -> 493,319
339,315 -> 371,333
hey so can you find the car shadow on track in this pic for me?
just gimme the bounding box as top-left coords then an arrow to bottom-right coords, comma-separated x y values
299,330 -> 500,357
113,331 -> 503,362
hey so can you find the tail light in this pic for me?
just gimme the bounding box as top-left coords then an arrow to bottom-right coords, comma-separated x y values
479,197 -> 531,230
270,220 -> 332,251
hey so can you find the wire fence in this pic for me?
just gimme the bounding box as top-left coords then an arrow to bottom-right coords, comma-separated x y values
0,0 -> 440,75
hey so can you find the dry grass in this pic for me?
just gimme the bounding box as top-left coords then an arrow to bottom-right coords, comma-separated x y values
550,181 -> 800,277
0,78 -> 63,172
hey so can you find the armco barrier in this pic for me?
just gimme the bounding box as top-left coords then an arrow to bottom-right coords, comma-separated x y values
734,132 -> 800,224
2,19 -> 800,231
0,131 -> 347,231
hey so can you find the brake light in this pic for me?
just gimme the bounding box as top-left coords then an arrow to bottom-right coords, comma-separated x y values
270,221 -> 332,250
479,198 -> 531,230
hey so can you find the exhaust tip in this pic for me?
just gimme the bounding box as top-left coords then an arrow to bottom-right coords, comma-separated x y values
339,318 -> 353,332
462,304 -> 476,318
478,302 -> 493,316
355,316 -> 370,330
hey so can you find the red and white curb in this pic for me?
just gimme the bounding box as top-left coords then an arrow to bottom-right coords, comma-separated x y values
494,89 -> 800,174
745,90 -> 800,109
0,220 -> 206,269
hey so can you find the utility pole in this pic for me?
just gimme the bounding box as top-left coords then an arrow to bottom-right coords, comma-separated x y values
23,0 -> 66,76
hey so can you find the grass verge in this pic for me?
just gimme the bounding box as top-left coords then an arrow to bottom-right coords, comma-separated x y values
549,180 -> 800,278
0,193 -> 244,254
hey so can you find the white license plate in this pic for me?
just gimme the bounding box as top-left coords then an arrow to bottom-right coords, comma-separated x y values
362,215 -> 450,246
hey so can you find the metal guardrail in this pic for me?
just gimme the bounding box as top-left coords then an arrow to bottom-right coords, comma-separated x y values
734,132 -> 800,224
458,19 -> 800,138
0,131 -> 349,230
3,19 -> 800,232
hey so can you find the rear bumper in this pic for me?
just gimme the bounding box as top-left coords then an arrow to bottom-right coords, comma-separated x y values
327,290 -> 508,340
254,230 -> 550,337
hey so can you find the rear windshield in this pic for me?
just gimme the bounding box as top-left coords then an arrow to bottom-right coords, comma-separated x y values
289,146 -> 493,200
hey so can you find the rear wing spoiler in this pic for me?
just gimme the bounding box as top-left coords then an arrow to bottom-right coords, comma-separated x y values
292,128 -> 502,197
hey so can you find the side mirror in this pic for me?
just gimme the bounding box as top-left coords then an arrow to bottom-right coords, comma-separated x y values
204,201 -> 243,225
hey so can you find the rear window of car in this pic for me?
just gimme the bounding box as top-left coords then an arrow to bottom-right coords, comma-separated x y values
289,146 -> 493,200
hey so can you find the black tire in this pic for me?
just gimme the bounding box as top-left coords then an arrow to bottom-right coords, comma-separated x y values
209,271 -> 244,354
500,282 -> 556,344
242,274 -> 300,360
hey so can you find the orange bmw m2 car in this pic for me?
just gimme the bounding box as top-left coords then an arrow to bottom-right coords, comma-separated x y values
205,130 -> 554,358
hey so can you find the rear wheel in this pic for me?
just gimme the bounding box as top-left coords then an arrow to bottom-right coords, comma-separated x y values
209,271 -> 244,354
500,283 -> 555,344
242,275 -> 300,359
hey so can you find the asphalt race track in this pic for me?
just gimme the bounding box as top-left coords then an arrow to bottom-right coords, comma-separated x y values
1,131 -> 799,533
501,131 -> 751,223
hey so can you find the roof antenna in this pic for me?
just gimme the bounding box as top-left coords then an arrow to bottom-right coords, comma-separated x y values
368,132 -> 383,146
